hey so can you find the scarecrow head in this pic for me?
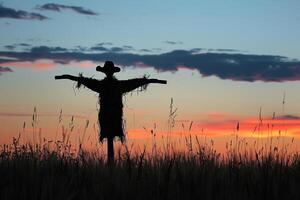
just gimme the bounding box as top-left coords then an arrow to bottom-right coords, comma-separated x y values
96,61 -> 121,77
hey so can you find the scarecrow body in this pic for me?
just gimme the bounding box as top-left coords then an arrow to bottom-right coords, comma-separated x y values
55,61 -> 166,161
74,75 -> 155,141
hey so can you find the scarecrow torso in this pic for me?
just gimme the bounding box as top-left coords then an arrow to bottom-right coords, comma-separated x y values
98,78 -> 124,141
99,79 -> 123,109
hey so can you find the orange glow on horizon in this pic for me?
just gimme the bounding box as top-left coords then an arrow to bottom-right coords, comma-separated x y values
2,59 -> 57,70
1,59 -> 99,70
1,111 -> 300,153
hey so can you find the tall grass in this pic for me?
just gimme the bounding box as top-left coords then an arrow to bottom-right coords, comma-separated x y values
1,131 -> 300,200
1,101 -> 300,200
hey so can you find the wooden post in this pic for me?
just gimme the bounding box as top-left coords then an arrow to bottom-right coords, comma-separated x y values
107,137 -> 114,163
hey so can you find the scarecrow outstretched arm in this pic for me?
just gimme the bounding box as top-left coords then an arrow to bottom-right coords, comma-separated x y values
121,78 -> 167,93
55,74 -> 101,92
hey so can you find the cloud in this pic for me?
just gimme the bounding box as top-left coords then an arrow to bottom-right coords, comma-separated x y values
139,49 -> 152,53
3,59 -> 57,70
89,46 -> 108,52
88,45 -> 134,53
18,43 -> 31,47
3,43 -> 32,51
164,41 -> 183,45
214,48 -> 241,52
1,46 -> 300,82
0,66 -> 13,75
123,45 -> 134,50
96,42 -> 113,46
277,115 -> 300,120
0,5 -> 48,20
190,48 -> 241,54
37,3 -> 98,16
4,45 -> 15,50
30,46 -> 68,53
109,47 -> 124,52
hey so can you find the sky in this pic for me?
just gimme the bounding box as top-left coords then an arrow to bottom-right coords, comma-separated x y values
1,0 -> 300,153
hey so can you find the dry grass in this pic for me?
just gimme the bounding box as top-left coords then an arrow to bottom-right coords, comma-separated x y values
1,132 -> 300,200
1,100 -> 300,200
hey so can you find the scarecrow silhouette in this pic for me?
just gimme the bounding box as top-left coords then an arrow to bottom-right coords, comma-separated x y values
55,61 -> 167,161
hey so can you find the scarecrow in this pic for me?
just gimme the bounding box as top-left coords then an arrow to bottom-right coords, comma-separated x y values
55,61 -> 167,161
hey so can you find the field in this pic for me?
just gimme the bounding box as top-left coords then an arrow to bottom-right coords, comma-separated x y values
1,103 -> 300,200
1,134 -> 300,200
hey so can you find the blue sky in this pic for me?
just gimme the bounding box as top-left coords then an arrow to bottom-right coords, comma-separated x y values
1,0 -> 300,58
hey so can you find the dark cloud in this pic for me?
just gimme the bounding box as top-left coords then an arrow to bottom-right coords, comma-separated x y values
215,48 -> 241,52
89,46 -> 108,52
74,46 -> 87,52
18,43 -> 31,47
37,3 -> 98,16
277,115 -> 300,120
0,66 -> 13,75
1,46 -> 300,82
30,46 -> 68,53
3,43 -> 31,51
164,41 -> 183,45
96,42 -> 113,46
139,49 -> 152,53
190,48 -> 241,53
123,45 -> 134,50
0,5 -> 48,20
89,45 -> 133,53
4,45 -> 15,50
190,48 -> 203,53
109,47 -> 124,52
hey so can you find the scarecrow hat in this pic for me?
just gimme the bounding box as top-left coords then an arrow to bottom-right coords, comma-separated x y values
96,61 -> 121,74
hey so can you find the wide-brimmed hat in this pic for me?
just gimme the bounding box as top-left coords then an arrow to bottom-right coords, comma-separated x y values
96,61 -> 120,74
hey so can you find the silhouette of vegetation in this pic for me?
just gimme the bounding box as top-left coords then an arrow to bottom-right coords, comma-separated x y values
1,134 -> 300,200
1,98 -> 300,200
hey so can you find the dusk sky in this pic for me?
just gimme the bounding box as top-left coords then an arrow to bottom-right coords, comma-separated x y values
1,0 -> 300,152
